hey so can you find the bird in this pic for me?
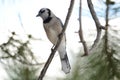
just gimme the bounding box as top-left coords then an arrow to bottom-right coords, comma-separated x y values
36,8 -> 71,73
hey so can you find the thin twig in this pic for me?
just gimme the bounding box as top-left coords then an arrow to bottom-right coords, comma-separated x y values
104,2 -> 116,76
87,0 -> 105,52
37,0 -> 75,80
78,0 -> 89,56
104,0 -> 110,53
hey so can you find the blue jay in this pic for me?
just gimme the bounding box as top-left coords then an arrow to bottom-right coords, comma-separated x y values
36,8 -> 71,73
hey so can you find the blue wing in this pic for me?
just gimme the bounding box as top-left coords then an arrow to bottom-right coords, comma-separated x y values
57,17 -> 64,28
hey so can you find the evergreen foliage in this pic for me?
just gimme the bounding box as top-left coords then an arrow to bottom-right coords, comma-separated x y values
65,30 -> 120,80
0,32 -> 42,80
5,61 -> 39,80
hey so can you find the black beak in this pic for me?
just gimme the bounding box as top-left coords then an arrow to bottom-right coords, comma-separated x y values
36,14 -> 40,17
36,14 -> 39,17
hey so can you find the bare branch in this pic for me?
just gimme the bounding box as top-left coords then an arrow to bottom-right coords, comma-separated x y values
87,0 -> 105,51
78,0 -> 89,56
37,0 -> 75,80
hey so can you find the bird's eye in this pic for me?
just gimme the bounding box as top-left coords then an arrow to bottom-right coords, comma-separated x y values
40,10 -> 45,13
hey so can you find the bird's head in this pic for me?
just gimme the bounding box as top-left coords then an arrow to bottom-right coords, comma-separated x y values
36,8 -> 53,21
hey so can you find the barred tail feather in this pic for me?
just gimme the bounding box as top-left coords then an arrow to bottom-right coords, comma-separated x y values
58,46 -> 71,73
58,35 -> 71,73
60,52 -> 71,73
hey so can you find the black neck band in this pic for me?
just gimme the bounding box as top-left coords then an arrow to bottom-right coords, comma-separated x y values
43,17 -> 52,23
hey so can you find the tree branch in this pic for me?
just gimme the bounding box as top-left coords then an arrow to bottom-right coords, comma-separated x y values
78,0 -> 89,56
37,0 -> 75,80
87,0 -> 105,51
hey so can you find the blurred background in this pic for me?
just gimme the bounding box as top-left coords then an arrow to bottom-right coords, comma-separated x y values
0,0 -> 120,80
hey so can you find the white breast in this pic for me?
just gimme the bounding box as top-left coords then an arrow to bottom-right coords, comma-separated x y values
43,17 -> 63,45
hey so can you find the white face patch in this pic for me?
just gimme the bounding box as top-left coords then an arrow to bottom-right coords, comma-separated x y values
39,8 -> 51,21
